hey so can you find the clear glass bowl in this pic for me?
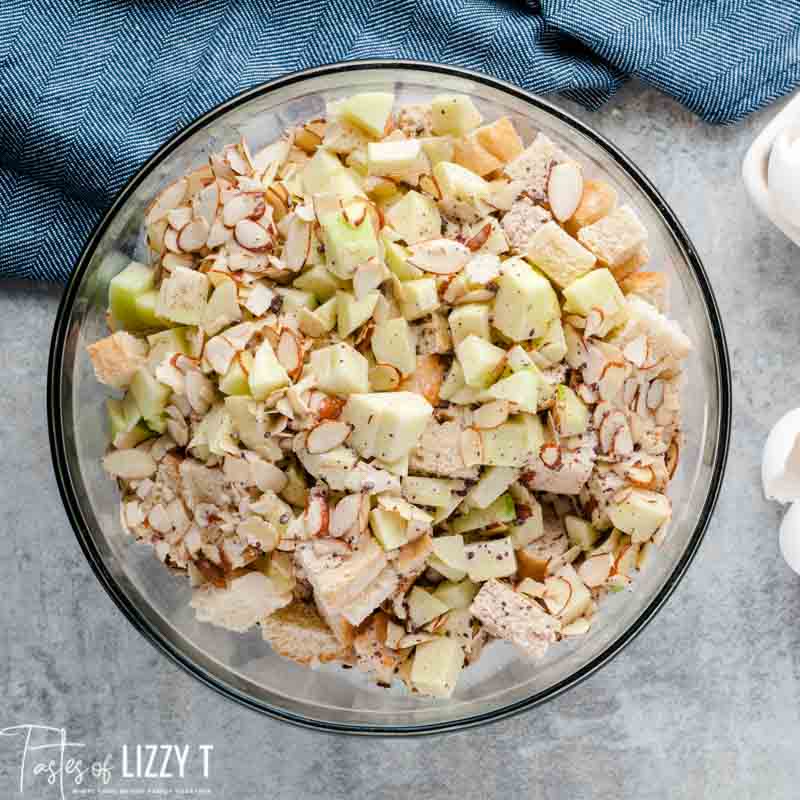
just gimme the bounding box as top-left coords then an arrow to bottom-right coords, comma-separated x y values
48,62 -> 731,734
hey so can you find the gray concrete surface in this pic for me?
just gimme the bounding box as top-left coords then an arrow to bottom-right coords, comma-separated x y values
1,82 -> 798,799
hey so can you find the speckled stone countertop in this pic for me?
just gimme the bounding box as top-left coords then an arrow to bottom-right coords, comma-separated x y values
2,82 -> 798,800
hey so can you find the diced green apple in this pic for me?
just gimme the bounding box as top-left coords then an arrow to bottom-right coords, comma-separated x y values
249,340 -> 289,400
553,385 -> 589,436
370,507 -> 409,550
562,268 -> 627,336
463,537 -> 517,581
371,317 -> 416,376
420,137 -> 455,167
431,535 -> 468,572
399,278 -> 440,321
339,92 -> 395,138
488,369 -> 539,413
448,303 -> 490,346
368,139 -> 423,176
428,554 -> 466,582
455,335 -> 506,388
275,287 -> 317,312
383,235 -> 424,281
146,328 -> 190,366
411,637 -> 465,699
219,353 -> 252,396
402,476 -> 459,508
293,264 -> 346,301
431,95 -> 482,136
480,414 -> 544,467
493,257 -> 560,342
466,466 -> 519,510
320,207 -> 379,280
385,190 -> 441,244
607,489 -> 671,543
565,515 -> 600,550
433,579 -> 480,610
109,261 -> 155,331
133,289 -> 166,330
309,342 -> 370,395
433,162 -> 491,205
302,149 -> 364,197
342,391 -> 433,462
408,587 -> 450,628
130,367 -> 171,420
337,289 -> 379,338
451,493 -> 516,534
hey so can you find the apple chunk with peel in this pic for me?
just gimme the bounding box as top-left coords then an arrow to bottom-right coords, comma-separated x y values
367,139 -> 423,176
399,278 -> 440,321
310,342 -> 369,395
449,303 -> 491,346
109,261 -> 156,331
433,161 -> 491,205
553,384 -> 589,436
385,190 -> 441,245
607,489 -> 671,543
451,493 -> 516,534
342,391 -> 433,463
455,335 -> 506,388
433,579 -> 480,610
402,476 -> 460,508
336,289 -> 379,338
339,92 -> 395,138
408,587 -> 449,628
156,266 -> 209,325
319,205 -> 379,280
130,367 -> 170,420
488,369 -> 539,414
411,637 -> 465,699
493,257 -> 560,342
249,340 -> 289,400
371,317 -> 416,376
466,466 -> 520,510
562,268 -> 627,337
302,149 -> 363,197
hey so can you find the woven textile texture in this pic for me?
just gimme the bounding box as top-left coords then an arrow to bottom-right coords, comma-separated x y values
1,0 -> 799,282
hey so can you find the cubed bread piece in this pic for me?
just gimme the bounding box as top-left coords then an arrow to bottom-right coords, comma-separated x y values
609,243 -> 649,282
474,117 -> 524,163
190,572 -> 292,633
470,579 -> 560,659
522,438 -> 596,495
410,419 -> 480,480
353,612 -> 402,685
261,602 -> 351,664
87,331 -> 147,389
577,204 -> 648,268
502,196 -> 553,253
525,221 -> 596,288
619,270 -> 668,311
503,133 -> 565,199
623,295 -> 691,360
565,179 -> 618,234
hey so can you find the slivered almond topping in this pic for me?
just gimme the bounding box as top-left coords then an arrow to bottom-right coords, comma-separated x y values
329,494 -> 363,538
407,239 -> 471,274
646,379 -> 665,410
276,329 -> 302,378
628,464 -> 657,489
163,226 -> 183,254
353,260 -> 386,299
598,361 -> 627,402
599,410 -> 627,453
103,449 -> 157,480
306,420 -> 351,454
223,194 -> 259,227
234,219 -> 271,252
539,442 -> 562,469
578,553 -> 614,587
283,216 -> 312,270
167,206 -> 193,231
543,577 -> 573,616
547,161 -> 584,222
304,486 -> 329,537
623,335 -> 648,367
177,218 -> 210,252
147,179 -> 188,224
465,223 -> 492,251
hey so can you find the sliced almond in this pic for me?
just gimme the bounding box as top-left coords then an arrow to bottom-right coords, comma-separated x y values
304,486 -> 329,537
247,458 -> 287,493
342,198 -> 369,227
225,143 -> 251,176
599,410 -> 627,454
234,219 -> 271,252
369,363 -> 401,391
646,379 -> 665,410
473,400 -> 510,429
598,361 -> 627,402
623,335 -> 648,368
612,425 -> 634,457
223,193 -> 259,227
561,617 -> 591,637
177,218 -> 210,252
539,442 -> 562,469
578,553 -> 614,587
167,206 -> 193,231
164,226 -> 183,254
147,179 -> 188,224
161,252 -> 194,273
465,223 -> 492,252
628,464 -> 657,489
666,439 -> 680,479
407,239 -> 471,274
283,216 -> 312,271
398,633 -> 437,649
584,307 -> 606,339
547,162 -> 584,223
306,420 -> 351,454
103,449 -> 157,480
460,427 -> 484,467
329,493 -> 364,538
543,576 -> 573,616
276,328 -> 302,379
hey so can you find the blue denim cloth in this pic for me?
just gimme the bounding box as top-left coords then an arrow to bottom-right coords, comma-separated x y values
1,0 -> 798,282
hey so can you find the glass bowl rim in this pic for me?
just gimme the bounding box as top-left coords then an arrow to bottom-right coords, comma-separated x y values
47,59 -> 732,736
